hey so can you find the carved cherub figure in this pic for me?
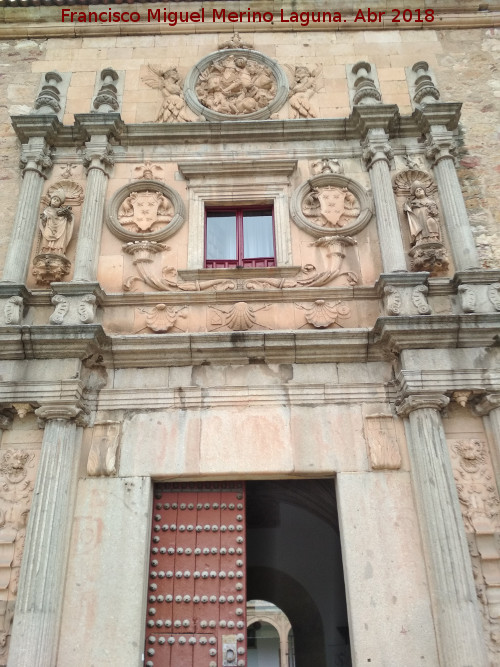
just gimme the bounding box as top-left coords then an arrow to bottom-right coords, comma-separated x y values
286,65 -> 322,118
143,65 -> 195,123
403,180 -> 441,246
39,188 -> 74,255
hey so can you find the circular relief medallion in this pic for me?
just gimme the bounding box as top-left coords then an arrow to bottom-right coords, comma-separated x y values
107,180 -> 185,242
290,174 -> 373,238
184,49 -> 289,121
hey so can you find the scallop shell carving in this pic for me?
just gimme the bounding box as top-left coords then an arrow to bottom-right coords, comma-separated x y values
146,304 -> 187,332
225,302 -> 257,331
302,299 -> 350,328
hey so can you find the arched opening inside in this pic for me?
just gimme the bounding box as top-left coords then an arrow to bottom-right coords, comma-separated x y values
246,480 -> 351,667
247,600 -> 294,667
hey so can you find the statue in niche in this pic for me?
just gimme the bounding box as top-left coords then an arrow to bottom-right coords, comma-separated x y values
303,185 -> 360,228
404,180 -> 441,245
285,65 -> 322,118
144,65 -> 196,123
32,180 -> 83,286
118,190 -> 174,233
195,55 -> 277,115
39,188 -> 74,255
393,169 -> 449,275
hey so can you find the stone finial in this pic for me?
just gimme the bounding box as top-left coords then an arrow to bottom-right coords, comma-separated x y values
93,68 -> 120,112
33,71 -> 63,114
411,62 -> 440,106
350,62 -> 382,106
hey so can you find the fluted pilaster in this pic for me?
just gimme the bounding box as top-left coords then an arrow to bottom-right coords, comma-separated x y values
426,128 -> 480,271
362,129 -> 407,273
8,404 -> 82,667
396,394 -> 488,667
2,138 -> 52,283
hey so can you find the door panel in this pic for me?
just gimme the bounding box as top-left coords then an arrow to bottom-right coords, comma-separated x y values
145,482 -> 246,667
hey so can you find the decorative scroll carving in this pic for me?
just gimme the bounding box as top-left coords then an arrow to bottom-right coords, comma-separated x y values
393,169 -> 449,276
87,423 -> 120,476
32,180 -> 83,286
411,284 -> 431,315
144,304 -> 187,333
364,415 -> 402,470
296,300 -> 350,328
82,144 -> 115,172
384,286 -> 402,316
77,294 -> 97,324
49,294 -> 69,325
19,146 -> 53,177
0,448 -> 38,656
310,158 -> 343,176
458,284 -> 477,313
108,181 -> 185,243
285,64 -> 322,118
184,49 -> 288,122
144,65 -> 196,123
449,437 -> 500,663
133,162 -> 164,182
487,283 -> 500,312
218,32 -> 253,50
291,174 -> 372,238
209,302 -> 270,331
3,297 -> 23,326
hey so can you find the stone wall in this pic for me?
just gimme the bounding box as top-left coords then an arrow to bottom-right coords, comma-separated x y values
0,27 -> 499,273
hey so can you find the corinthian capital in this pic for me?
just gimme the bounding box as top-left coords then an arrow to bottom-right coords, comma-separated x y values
362,132 -> 393,169
82,143 -> 114,174
425,132 -> 457,168
473,394 -> 500,417
19,143 -> 53,178
396,393 -> 449,417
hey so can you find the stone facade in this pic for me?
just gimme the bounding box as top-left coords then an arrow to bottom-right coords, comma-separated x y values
0,1 -> 500,665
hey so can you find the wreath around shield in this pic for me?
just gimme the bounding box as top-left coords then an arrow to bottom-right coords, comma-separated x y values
106,180 -> 185,242
290,174 -> 373,238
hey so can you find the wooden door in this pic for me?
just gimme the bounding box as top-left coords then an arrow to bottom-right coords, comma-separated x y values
145,482 -> 246,667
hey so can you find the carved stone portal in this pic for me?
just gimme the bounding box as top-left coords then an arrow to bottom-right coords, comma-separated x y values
393,169 -> 449,276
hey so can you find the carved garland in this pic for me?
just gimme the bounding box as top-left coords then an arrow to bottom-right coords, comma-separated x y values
290,174 -> 373,238
107,180 -> 185,242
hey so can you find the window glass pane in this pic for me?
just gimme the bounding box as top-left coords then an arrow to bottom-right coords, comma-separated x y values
206,213 -> 237,260
243,210 -> 274,259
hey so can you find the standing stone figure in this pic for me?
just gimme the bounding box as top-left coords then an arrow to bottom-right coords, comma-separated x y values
403,180 -> 441,246
39,189 -> 74,255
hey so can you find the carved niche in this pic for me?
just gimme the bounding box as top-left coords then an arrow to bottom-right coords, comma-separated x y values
107,180 -> 185,242
183,49 -> 289,121
32,180 -> 84,286
448,437 -> 500,663
393,169 -> 449,276
290,174 -> 372,238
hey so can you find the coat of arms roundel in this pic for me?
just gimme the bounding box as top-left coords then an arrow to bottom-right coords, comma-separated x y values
106,180 -> 185,242
290,174 -> 373,238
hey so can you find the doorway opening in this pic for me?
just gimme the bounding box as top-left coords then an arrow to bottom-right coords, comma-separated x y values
247,600 -> 294,667
246,479 -> 351,667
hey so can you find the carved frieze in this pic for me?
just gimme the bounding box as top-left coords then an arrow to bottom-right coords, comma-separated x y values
393,169 -> 449,276
296,300 -> 350,329
209,302 -> 270,332
290,174 -> 372,238
107,181 -> 185,242
184,49 -> 289,121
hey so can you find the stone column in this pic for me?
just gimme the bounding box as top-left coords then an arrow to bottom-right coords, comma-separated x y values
362,128 -> 407,273
396,394 -> 488,667
72,114 -> 121,283
2,138 -> 53,284
425,124 -> 480,272
475,394 -> 500,493
8,404 -> 83,667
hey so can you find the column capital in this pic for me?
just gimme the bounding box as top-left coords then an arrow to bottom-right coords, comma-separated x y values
82,139 -> 115,176
473,394 -> 500,417
361,130 -> 394,169
35,403 -> 88,426
0,407 -> 15,432
19,139 -> 53,178
396,393 -> 450,417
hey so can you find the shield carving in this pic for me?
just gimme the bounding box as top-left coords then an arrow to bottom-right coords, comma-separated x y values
317,186 -> 347,227
128,191 -> 164,231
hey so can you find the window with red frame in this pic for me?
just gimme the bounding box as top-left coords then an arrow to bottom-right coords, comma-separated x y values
205,207 -> 275,268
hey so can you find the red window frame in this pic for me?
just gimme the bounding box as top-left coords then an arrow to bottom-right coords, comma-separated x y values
204,206 -> 276,269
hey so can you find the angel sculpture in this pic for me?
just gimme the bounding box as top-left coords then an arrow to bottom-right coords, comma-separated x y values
285,65 -> 322,118
143,65 -> 196,123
